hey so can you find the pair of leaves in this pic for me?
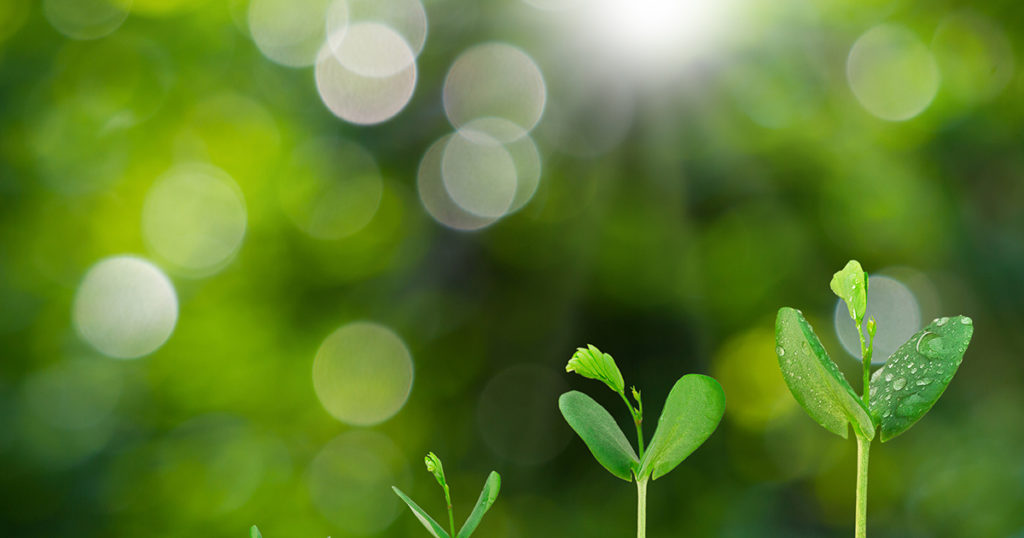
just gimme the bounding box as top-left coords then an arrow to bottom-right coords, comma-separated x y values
393,471 -> 501,538
775,308 -> 973,442
559,374 -> 725,482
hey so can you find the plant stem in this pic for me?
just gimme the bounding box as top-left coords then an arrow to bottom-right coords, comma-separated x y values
855,436 -> 870,538
636,477 -> 648,538
442,484 -> 455,538
857,324 -> 869,407
619,392 -> 644,456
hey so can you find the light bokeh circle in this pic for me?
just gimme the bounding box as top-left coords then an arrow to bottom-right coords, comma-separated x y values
248,0 -> 329,68
336,0 -> 427,56
932,11 -> 1015,105
417,134 -> 500,231
462,117 -> 542,213
308,430 -> 407,534
331,22 -> 415,78
443,43 -> 547,133
142,163 -> 247,277
278,137 -> 383,240
834,274 -> 921,365
477,364 -> 571,466
73,256 -> 178,359
312,321 -> 414,426
441,128 -> 518,219
43,0 -> 131,40
315,40 -> 417,125
847,24 -> 940,121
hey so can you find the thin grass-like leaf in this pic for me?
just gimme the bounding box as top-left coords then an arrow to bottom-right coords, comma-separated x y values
392,486 -> 451,538
456,471 -> 501,538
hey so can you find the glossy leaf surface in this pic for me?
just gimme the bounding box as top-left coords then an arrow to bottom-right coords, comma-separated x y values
831,260 -> 868,324
456,471 -> 501,538
392,486 -> 450,538
637,374 -> 725,480
558,390 -> 639,481
775,307 -> 875,440
869,315 -> 973,442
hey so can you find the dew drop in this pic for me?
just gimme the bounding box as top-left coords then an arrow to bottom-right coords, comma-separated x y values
883,410 -> 892,418
916,378 -> 931,386
893,377 -> 907,390
776,346 -> 785,357
885,373 -> 893,382
936,317 -> 948,326
911,367 -> 918,374
960,317 -> 972,325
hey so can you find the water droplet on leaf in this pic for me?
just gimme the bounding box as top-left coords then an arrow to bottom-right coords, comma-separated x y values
893,377 -> 907,390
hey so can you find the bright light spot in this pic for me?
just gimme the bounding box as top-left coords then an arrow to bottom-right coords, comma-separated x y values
278,137 -> 383,240
248,0 -> 329,68
417,134 -> 500,231
142,163 -> 247,277
339,0 -> 427,56
442,129 -> 518,219
331,22 -> 415,77
834,274 -> 920,365
932,11 -> 1014,105
847,24 -> 940,121
477,364 -> 570,466
315,37 -> 416,125
582,0 -> 731,71
43,0 -> 131,40
443,43 -> 547,133
312,321 -> 413,426
308,430 -> 406,534
522,0 -> 582,11
711,328 -> 795,431
73,256 -> 178,360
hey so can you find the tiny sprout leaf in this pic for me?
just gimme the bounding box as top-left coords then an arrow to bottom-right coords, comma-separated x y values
637,374 -> 725,481
558,391 -> 639,481
775,307 -> 875,440
566,344 -> 626,395
869,315 -> 973,442
250,525 -> 262,538
456,471 -> 501,538
425,452 -> 447,488
392,486 -> 451,538
831,260 -> 868,324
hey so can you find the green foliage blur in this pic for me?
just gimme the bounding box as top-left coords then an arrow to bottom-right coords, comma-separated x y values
2,0 -> 1024,537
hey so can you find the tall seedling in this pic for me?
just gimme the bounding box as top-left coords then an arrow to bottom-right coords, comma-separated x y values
558,345 -> 725,538
775,260 -> 973,537
392,452 -> 501,538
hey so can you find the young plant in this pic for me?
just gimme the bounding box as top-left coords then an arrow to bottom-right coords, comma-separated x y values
558,345 -> 725,538
775,260 -> 973,537
392,452 -> 501,538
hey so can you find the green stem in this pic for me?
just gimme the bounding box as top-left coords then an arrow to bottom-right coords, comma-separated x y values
855,436 -> 869,538
620,392 -> 644,457
857,323 -> 869,407
443,484 -> 455,538
636,477 -> 648,538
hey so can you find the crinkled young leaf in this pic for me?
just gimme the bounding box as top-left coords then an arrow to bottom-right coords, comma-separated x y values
558,391 -> 639,481
566,345 -> 626,395
392,486 -> 451,538
869,315 -> 973,442
830,260 -> 868,324
250,525 -> 262,538
775,307 -> 875,440
637,374 -> 725,480
456,471 -> 501,538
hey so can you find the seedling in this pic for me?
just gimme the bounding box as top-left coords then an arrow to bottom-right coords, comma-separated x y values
392,452 -> 501,538
558,345 -> 725,538
775,260 -> 973,537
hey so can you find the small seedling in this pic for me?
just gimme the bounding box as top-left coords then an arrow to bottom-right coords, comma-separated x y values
775,260 -> 973,537
558,345 -> 725,538
392,452 -> 501,538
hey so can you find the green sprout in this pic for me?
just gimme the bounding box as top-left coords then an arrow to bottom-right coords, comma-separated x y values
559,345 -> 725,538
392,452 -> 501,538
775,260 -> 973,537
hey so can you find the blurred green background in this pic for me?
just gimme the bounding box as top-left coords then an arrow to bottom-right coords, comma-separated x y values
2,0 -> 1023,536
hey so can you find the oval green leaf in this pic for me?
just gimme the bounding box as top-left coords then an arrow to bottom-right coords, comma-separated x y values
558,391 -> 639,481
775,307 -> 875,440
869,315 -> 973,442
392,486 -> 450,538
456,471 -> 501,538
830,260 -> 868,324
637,374 -> 725,481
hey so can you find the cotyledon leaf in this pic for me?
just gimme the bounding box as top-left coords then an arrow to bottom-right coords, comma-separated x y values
869,315 -> 973,442
456,471 -> 501,538
775,307 -> 875,440
637,374 -> 725,480
392,486 -> 451,538
558,391 -> 639,481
